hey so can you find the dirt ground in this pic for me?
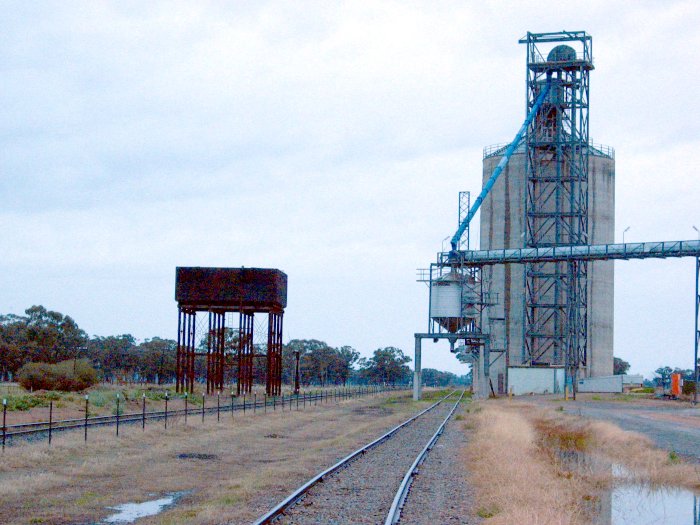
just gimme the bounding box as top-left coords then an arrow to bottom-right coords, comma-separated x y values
0,389 -> 454,525
532,393 -> 700,463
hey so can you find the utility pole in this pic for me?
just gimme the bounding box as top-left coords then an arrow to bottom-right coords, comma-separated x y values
294,350 -> 300,395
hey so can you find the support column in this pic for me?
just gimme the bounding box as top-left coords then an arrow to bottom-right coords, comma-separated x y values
266,311 -> 283,396
237,311 -> 254,395
694,257 -> 699,405
413,335 -> 422,400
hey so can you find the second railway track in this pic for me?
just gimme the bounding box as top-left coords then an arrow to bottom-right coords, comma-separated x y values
254,390 -> 466,525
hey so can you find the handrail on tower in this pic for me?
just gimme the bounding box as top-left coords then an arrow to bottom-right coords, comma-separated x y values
450,80 -> 552,252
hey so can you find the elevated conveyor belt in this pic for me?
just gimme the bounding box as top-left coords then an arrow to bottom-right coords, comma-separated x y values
450,81 -> 552,251
448,240 -> 700,266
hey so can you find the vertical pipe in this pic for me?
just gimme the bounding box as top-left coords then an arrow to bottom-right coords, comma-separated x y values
184,392 -> 188,424
202,393 -> 205,423
116,395 -> 120,437
413,336 -> 422,400
231,391 -> 234,421
217,393 -> 220,422
48,401 -> 53,446
142,394 -> 146,431
254,393 -> 257,415
164,392 -> 169,429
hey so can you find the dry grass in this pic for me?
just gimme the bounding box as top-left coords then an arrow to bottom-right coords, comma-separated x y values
464,401 -> 700,524
0,389 -> 428,524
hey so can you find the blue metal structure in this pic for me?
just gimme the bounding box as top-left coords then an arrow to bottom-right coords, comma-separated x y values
450,82 -> 552,251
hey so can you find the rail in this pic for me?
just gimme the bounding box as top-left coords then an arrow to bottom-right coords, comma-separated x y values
252,391 -> 458,525
449,240 -> 700,266
483,140 -> 614,160
1,386 -> 393,444
384,390 -> 465,524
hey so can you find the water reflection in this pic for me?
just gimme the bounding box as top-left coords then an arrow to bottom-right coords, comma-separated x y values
555,451 -> 699,524
101,492 -> 187,524
603,486 -> 699,525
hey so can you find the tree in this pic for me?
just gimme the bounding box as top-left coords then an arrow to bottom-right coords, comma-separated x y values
88,334 -> 136,382
24,305 -> 87,363
360,347 -> 412,385
135,338 -> 177,384
613,357 -> 630,375
654,366 -> 673,387
332,346 -> 360,386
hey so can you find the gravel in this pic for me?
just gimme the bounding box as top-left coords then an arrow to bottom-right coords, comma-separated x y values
278,398 -> 462,525
561,401 -> 700,463
398,405 -> 481,524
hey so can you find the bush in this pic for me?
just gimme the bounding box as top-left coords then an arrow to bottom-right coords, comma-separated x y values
682,380 -> 695,395
17,359 -> 99,392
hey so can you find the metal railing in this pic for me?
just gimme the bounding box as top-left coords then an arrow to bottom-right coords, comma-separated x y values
1,385 -> 402,449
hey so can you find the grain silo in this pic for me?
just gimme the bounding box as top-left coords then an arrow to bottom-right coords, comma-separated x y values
479,32 -> 615,394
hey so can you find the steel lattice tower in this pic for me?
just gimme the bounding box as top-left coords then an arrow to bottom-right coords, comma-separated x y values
520,32 -> 593,386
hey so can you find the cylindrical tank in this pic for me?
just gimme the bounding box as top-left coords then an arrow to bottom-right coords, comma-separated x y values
479,143 -> 615,388
430,271 -> 478,333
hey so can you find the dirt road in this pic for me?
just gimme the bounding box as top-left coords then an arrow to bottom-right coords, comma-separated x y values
556,396 -> 700,463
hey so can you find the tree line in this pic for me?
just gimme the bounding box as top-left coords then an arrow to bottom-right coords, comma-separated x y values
0,305 -> 467,388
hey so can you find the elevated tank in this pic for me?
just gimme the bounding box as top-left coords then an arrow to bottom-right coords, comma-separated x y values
430,271 -> 479,333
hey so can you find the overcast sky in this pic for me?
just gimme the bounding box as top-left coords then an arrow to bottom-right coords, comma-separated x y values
2,1 -> 699,378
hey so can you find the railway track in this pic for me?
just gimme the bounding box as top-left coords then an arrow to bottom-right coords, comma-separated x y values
253,390 -> 466,525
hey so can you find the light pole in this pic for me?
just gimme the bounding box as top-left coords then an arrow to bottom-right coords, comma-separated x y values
622,226 -> 631,244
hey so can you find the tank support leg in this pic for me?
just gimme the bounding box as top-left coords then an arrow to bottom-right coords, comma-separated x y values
413,335 -> 422,400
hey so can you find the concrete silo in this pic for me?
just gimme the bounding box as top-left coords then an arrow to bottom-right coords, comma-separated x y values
480,144 -> 614,393
478,32 -> 615,394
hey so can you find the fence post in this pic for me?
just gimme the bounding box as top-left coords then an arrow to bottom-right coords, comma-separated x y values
142,394 -> 146,431
243,395 -> 246,415
84,394 -> 89,442
217,393 -> 220,422
165,392 -> 169,429
48,400 -> 53,446
254,393 -> 257,415
184,392 -> 188,424
2,398 -> 6,451
264,394 -> 267,414
281,394 -> 284,412
202,394 -> 205,424
116,394 -> 120,437
231,391 -> 234,421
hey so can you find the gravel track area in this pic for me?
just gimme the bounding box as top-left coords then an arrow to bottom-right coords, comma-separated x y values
560,401 -> 700,463
277,397 -> 459,525
397,404 -> 480,525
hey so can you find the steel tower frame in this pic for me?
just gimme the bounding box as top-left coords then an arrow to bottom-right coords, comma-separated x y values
520,32 -> 593,388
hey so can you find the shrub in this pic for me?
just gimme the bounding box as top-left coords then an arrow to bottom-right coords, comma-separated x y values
17,359 -> 99,392
682,380 -> 695,396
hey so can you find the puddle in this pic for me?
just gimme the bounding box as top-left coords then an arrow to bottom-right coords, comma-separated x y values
604,485 -> 699,524
555,452 -> 700,524
101,492 -> 187,523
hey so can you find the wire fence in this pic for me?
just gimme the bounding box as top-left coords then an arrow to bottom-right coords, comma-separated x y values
1,385 -> 405,449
